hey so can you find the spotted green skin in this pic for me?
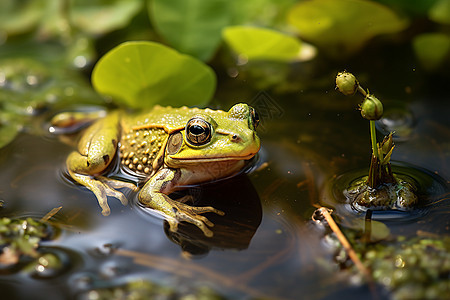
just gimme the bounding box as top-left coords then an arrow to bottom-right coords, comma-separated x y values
65,104 -> 260,237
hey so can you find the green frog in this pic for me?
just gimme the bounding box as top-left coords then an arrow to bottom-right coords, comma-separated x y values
58,104 -> 260,237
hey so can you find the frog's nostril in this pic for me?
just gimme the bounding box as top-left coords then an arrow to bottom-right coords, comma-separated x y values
231,134 -> 240,142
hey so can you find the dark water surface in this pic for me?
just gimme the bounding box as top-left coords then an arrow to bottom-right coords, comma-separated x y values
0,80 -> 448,299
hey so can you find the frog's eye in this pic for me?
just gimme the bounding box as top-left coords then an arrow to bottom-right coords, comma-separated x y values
185,117 -> 212,146
250,107 -> 260,130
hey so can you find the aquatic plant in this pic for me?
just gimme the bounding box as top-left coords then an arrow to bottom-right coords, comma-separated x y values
335,71 -> 418,210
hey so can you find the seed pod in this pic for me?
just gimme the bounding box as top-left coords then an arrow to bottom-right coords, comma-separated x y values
336,71 -> 358,95
361,94 -> 383,120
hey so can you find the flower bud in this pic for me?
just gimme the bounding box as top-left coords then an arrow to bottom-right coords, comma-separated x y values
360,94 -> 383,120
336,71 -> 358,95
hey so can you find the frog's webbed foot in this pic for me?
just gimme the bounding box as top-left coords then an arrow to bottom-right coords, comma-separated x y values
167,199 -> 224,237
70,171 -> 137,216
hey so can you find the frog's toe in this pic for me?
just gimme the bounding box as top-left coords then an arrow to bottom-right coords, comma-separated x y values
104,189 -> 129,206
191,206 -> 225,216
178,215 -> 213,237
173,206 -> 219,237
96,193 -> 111,216
167,218 -> 179,233
99,176 -> 138,192
101,207 -> 111,216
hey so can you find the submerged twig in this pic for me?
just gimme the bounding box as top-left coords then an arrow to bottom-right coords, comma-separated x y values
316,207 -> 379,298
41,206 -> 63,222
317,207 -> 369,278
116,249 -> 279,299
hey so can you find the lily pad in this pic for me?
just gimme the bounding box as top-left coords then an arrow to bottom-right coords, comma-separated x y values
222,26 -> 303,62
287,0 -> 409,57
91,41 -> 216,108
149,0 -> 231,61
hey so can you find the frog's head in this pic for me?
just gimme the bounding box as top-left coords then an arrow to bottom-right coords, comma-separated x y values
165,103 -> 260,169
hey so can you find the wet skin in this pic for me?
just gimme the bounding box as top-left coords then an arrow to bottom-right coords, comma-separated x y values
63,104 -> 260,237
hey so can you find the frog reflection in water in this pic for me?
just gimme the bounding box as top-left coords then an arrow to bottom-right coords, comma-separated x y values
62,104 -> 260,237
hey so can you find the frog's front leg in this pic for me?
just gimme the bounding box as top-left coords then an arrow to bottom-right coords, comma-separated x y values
66,112 -> 137,215
139,168 -> 224,237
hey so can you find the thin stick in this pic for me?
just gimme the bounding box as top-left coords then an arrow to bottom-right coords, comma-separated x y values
318,207 -> 371,279
40,206 -> 63,222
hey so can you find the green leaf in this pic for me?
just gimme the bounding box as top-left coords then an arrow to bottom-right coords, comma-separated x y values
413,33 -> 450,72
347,218 -> 390,242
91,41 -> 216,108
69,0 -> 142,35
230,0 -> 297,27
0,0 -> 47,35
429,0 -> 450,25
222,26 -> 303,62
287,0 -> 409,57
149,0 -> 231,61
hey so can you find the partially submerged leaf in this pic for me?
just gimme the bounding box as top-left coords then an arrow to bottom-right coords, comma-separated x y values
222,26 -> 304,62
347,218 -> 390,242
91,41 -> 216,108
287,0 -> 409,57
149,0 -> 231,61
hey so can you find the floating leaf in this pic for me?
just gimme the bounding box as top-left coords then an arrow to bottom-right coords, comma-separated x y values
348,218 -> 390,241
91,41 -> 216,108
69,0 -> 142,35
287,0 -> 409,57
149,0 -> 231,61
413,33 -> 450,72
223,26 -> 303,62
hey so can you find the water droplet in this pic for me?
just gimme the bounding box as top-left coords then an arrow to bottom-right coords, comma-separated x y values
26,75 -> 38,86
74,56 -> 87,68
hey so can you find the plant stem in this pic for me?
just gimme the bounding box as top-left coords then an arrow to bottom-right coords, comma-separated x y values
369,120 -> 378,159
357,85 -> 367,97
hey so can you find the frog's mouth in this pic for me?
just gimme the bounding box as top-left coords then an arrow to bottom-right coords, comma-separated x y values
168,152 -> 257,163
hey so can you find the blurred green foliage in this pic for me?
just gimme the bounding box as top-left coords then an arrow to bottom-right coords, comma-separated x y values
0,0 -> 448,148
149,0 -> 230,61
222,26 -> 302,62
413,33 -> 450,72
287,0 -> 409,57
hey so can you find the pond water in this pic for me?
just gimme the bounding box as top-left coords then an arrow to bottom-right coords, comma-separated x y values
0,65 -> 449,299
